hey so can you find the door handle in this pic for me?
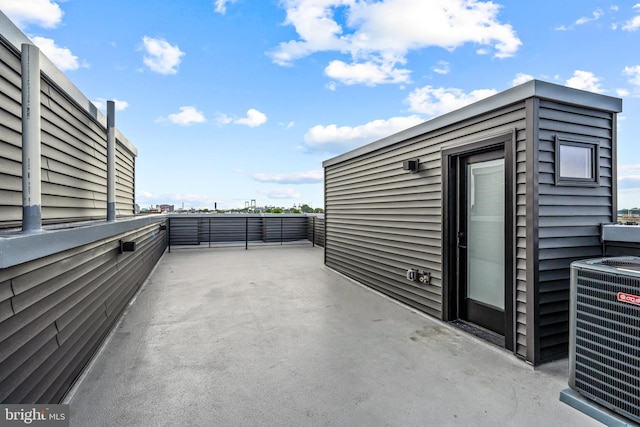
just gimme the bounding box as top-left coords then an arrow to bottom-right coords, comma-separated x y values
457,231 -> 466,249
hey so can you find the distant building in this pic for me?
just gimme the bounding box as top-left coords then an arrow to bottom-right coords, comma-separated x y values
158,204 -> 175,213
617,209 -> 640,225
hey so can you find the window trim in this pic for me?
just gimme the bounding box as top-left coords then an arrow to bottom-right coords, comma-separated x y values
554,136 -> 600,187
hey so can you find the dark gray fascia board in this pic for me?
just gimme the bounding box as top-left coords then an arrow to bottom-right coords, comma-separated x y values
323,80 -> 622,168
0,10 -> 138,157
0,215 -> 166,269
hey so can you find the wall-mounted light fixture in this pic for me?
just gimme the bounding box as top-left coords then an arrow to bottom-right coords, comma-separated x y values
402,158 -> 420,173
120,240 -> 136,253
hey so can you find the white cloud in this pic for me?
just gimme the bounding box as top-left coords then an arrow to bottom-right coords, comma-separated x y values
93,98 -> 130,112
622,4 -> 640,31
616,164 -> 640,209
279,121 -> 295,129
235,109 -> 268,127
270,0 -> 521,86
324,59 -> 411,85
215,109 -> 268,127
140,36 -> 185,75
623,65 -> 640,86
260,188 -> 302,199
622,16 -> 640,31
565,70 -> 605,93
431,61 -> 450,75
215,113 -> 233,125
0,0 -> 63,29
512,72 -> 534,86
252,170 -> 323,184
405,85 -> 497,116
325,81 -> 337,91
160,106 -> 206,126
304,115 -> 424,153
556,8 -> 605,30
616,88 -> 631,97
575,8 -> 604,25
31,36 -> 82,71
618,165 -> 640,190
214,0 -> 238,14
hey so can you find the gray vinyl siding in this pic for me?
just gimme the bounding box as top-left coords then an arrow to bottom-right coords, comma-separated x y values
515,128 -> 528,358
40,75 -> 109,223
535,100 -> 614,362
0,37 -> 22,229
0,219 -> 167,403
115,141 -> 135,216
325,103 -> 527,319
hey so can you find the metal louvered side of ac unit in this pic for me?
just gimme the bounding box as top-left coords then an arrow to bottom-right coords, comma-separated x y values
568,257 -> 640,425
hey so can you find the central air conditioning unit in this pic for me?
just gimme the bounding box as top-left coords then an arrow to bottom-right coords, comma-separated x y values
567,257 -> 640,424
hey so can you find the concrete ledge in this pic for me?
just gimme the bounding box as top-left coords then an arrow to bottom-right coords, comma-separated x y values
603,224 -> 640,243
0,215 -> 166,269
559,389 -> 638,426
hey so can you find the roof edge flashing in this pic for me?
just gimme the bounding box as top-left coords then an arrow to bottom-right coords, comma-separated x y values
323,80 -> 622,168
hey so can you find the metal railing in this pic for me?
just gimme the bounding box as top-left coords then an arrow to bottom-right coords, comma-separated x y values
167,214 -> 324,251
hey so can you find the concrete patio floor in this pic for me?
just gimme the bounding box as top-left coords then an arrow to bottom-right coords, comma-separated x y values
65,244 -> 599,426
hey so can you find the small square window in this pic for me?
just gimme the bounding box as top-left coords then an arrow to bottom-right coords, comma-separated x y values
555,137 -> 600,186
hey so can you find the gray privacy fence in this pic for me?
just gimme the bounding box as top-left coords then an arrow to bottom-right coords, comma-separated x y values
0,11 -> 137,230
168,214 -> 325,249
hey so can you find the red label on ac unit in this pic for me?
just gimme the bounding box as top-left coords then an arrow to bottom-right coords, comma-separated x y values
617,292 -> 640,306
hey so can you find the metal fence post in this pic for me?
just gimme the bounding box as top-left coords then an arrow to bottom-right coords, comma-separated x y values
312,216 -> 316,247
168,218 -> 171,253
106,101 -> 116,221
208,216 -> 211,248
245,217 -> 248,250
21,44 -> 42,233
280,217 -> 283,245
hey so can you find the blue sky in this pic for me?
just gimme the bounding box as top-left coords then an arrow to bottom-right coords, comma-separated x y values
2,0 -> 640,210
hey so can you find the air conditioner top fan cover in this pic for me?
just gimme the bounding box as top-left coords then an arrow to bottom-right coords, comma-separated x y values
573,256 -> 640,275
